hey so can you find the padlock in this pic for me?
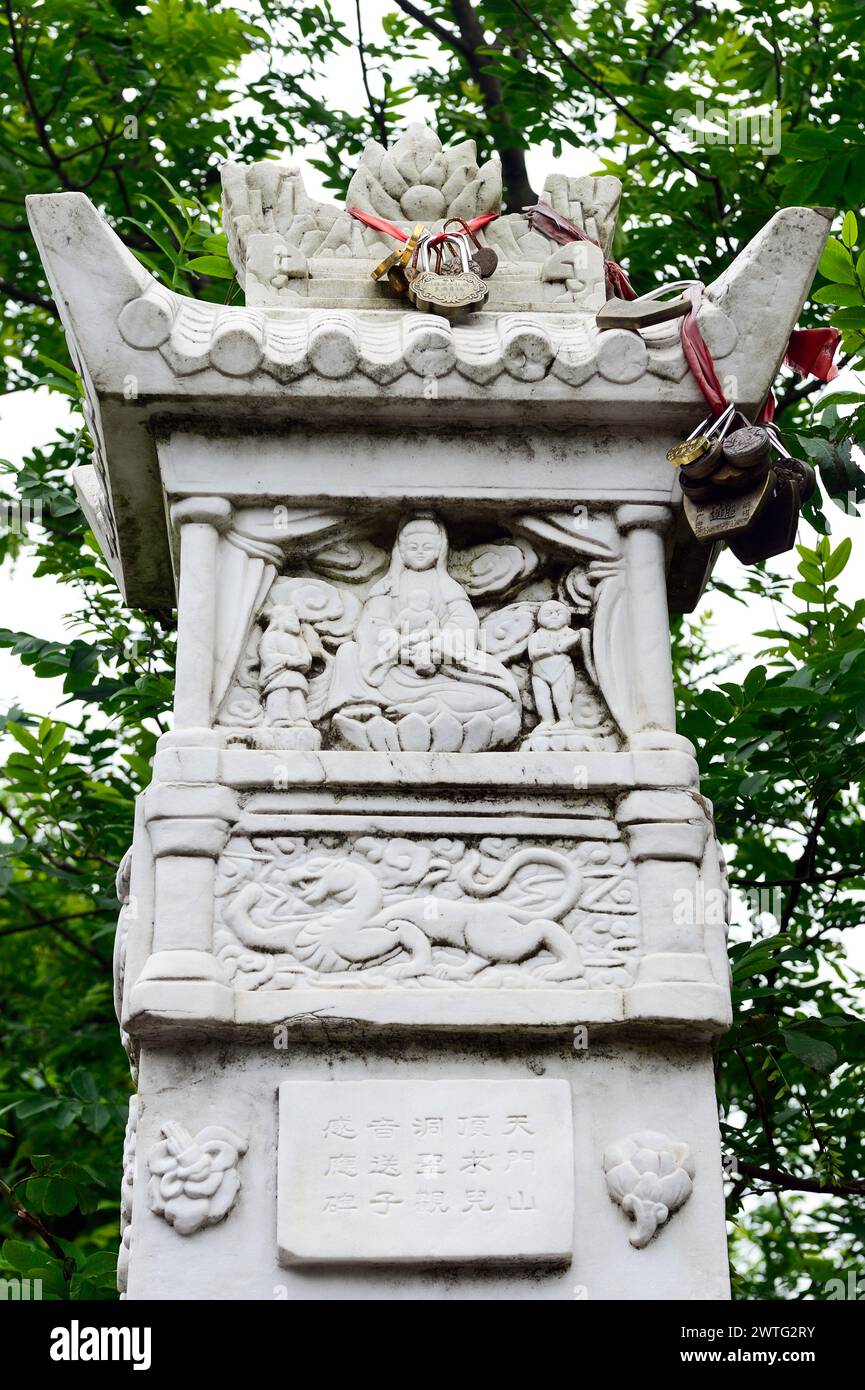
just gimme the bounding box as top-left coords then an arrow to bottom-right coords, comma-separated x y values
727,477 -> 800,564
682,469 -> 775,544
408,233 -> 489,319
443,217 -> 498,277
371,223 -> 425,296
721,422 -> 772,473
667,402 -> 735,468
697,458 -> 762,494
765,423 -> 817,502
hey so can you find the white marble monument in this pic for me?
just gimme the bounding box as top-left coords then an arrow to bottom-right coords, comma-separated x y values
27,124 -> 830,1300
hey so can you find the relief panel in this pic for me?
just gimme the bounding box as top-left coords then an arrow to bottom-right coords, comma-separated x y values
214,826 -> 639,991
216,509 -> 624,753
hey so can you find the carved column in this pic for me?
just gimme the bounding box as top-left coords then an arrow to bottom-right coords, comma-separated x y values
128,784 -> 238,1023
170,497 -> 233,731
614,504 -> 681,745
616,790 -> 725,1016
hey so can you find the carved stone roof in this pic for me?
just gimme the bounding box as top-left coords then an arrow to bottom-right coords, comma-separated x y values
26,149 -> 830,614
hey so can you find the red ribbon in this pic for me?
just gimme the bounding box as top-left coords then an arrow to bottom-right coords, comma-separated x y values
785,328 -> 841,382
522,201 -> 637,300
348,207 -> 499,243
680,284 -> 728,417
681,293 -> 841,421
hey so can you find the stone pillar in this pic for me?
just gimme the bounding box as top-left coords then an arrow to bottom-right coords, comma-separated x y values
616,789 -> 727,1022
615,504 -> 682,746
170,497 -> 232,731
128,783 -> 238,1025
30,124 -> 833,1304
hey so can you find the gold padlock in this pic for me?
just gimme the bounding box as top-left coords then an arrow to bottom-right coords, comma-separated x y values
666,403 -> 734,467
371,223 -> 425,296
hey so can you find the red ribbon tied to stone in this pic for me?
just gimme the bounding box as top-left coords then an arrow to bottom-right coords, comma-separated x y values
348,207 -> 499,243
522,200 -> 637,301
680,295 -> 841,420
679,284 -> 728,417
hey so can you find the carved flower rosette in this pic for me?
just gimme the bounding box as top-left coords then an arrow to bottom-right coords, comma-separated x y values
147,1121 -> 248,1236
603,1130 -> 695,1247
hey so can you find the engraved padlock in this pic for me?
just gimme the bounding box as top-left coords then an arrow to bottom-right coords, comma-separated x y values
408,233 -> 489,319
765,423 -> 817,502
443,217 -> 498,278
667,402 -> 734,470
721,421 -> 772,473
682,469 -> 775,544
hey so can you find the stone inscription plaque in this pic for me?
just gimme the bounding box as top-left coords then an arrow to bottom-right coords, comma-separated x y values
277,1079 -> 574,1265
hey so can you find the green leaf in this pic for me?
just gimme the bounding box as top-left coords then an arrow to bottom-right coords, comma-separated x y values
811,285 -> 863,307
841,210 -> 858,249
69,1068 -> 98,1103
824,536 -> 852,579
791,581 -> 824,604
781,1030 -> 839,1074
756,685 -> 823,707
818,237 -> 857,285
830,308 -> 865,330
185,256 -> 236,279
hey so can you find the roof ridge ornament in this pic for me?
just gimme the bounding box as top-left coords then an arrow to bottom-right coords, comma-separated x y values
220,122 -> 620,310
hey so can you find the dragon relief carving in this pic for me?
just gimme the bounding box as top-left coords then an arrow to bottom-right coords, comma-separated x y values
216,510 -> 621,752
214,833 -> 640,991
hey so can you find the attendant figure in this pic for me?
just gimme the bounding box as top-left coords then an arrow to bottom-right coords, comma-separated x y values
259,604 -> 323,727
528,600 -> 584,726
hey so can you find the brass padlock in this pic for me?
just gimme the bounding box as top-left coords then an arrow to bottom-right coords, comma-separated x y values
371,223 -> 425,296
667,403 -> 734,469
408,233 -> 489,319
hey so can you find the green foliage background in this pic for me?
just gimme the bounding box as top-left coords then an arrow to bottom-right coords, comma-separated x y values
1,0 -> 864,1299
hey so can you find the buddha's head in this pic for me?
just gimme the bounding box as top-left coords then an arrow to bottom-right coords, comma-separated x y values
398,517 -> 442,572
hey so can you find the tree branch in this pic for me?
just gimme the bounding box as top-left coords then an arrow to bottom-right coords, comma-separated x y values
736,1047 -> 780,1171
4,0 -> 75,190
0,1177 -> 71,1266
0,276 -> 56,312
737,1161 -> 865,1199
733,868 -> 865,888
775,355 -> 852,416
392,0 -> 535,209
392,0 -> 471,59
0,798 -> 115,875
780,799 -> 832,931
509,0 -> 728,218
355,0 -> 388,146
